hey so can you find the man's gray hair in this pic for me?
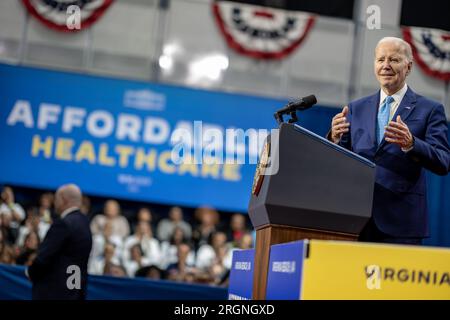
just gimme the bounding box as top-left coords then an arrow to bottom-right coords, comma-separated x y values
376,37 -> 413,62
58,183 -> 82,207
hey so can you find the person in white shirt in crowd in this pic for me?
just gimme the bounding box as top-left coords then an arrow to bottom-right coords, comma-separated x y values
16,207 -> 50,248
192,207 -> 219,250
37,192 -> 53,225
156,206 -> 192,242
0,186 -> 26,230
90,199 -> 130,239
16,230 -> 40,265
208,243 -> 231,284
195,231 -> 232,271
123,221 -> 161,268
90,220 -> 123,261
132,207 -> 154,234
88,241 -> 121,275
123,243 -> 152,277
160,226 -> 195,269
165,243 -> 198,282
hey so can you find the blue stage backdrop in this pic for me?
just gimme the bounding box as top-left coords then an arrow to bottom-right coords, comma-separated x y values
0,63 -> 449,246
0,264 -> 227,300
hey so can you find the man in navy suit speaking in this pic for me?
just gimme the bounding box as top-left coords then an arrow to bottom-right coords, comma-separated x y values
27,184 -> 92,299
329,37 -> 450,245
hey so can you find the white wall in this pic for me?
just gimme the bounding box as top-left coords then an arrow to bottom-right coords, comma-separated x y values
0,0 -> 26,62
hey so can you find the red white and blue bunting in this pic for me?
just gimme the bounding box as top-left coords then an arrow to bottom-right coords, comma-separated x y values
403,27 -> 450,82
22,0 -> 113,32
213,0 -> 315,60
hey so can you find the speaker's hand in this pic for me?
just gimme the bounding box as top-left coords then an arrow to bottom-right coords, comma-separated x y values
331,106 -> 350,144
385,115 -> 414,149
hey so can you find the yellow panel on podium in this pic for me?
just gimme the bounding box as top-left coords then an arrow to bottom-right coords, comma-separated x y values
301,240 -> 450,300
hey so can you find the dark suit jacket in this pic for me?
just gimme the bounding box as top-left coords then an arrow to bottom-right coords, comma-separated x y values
338,87 -> 450,238
28,209 -> 92,300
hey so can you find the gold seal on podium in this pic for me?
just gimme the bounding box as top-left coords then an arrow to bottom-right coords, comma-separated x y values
252,140 -> 270,196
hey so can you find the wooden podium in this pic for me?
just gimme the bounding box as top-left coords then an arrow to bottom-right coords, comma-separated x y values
248,123 -> 376,299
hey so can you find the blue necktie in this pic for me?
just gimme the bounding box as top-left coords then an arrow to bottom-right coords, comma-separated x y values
377,96 -> 394,144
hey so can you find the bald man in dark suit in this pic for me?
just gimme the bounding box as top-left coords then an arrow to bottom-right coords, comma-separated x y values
27,184 -> 92,300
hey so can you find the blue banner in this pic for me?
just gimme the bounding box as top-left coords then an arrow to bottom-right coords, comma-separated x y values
266,240 -> 306,300
0,63 -> 289,212
228,249 -> 255,300
0,263 -> 227,300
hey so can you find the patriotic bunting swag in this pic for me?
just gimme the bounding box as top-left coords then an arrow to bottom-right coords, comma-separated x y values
213,0 -> 315,60
403,27 -> 450,82
22,0 -> 114,32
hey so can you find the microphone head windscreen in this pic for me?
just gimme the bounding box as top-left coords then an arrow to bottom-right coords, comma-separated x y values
303,95 -> 317,106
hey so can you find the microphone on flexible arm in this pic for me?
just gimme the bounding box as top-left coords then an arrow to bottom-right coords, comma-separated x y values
274,94 -> 317,125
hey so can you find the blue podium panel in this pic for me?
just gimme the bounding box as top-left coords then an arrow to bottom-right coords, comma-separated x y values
266,240 -> 306,300
228,249 -> 255,300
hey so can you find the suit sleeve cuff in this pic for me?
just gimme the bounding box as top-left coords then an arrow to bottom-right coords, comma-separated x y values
401,145 -> 414,153
401,136 -> 415,153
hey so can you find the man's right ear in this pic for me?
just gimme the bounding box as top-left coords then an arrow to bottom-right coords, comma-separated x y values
406,61 -> 412,76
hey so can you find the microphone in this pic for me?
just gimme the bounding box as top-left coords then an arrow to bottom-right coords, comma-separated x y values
274,95 -> 317,124
277,95 -> 317,114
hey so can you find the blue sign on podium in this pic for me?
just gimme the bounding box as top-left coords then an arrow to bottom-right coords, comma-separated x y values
228,249 -> 255,300
266,240 -> 307,300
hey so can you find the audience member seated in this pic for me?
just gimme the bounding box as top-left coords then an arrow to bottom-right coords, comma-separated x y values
208,244 -> 231,285
160,226 -> 195,269
226,213 -> 249,245
132,207 -> 153,234
156,206 -> 192,242
192,207 -> 219,251
165,243 -> 197,282
123,221 -> 161,268
37,192 -> 53,224
195,231 -> 231,271
16,207 -> 50,248
123,243 -> 152,277
90,199 -> 130,239
91,220 -> 124,261
236,232 -> 253,249
0,186 -> 26,236
0,213 -> 18,245
88,242 -> 121,275
16,231 -> 39,265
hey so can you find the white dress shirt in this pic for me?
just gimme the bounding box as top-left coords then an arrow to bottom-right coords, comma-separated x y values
60,206 -> 79,219
379,83 -> 408,121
